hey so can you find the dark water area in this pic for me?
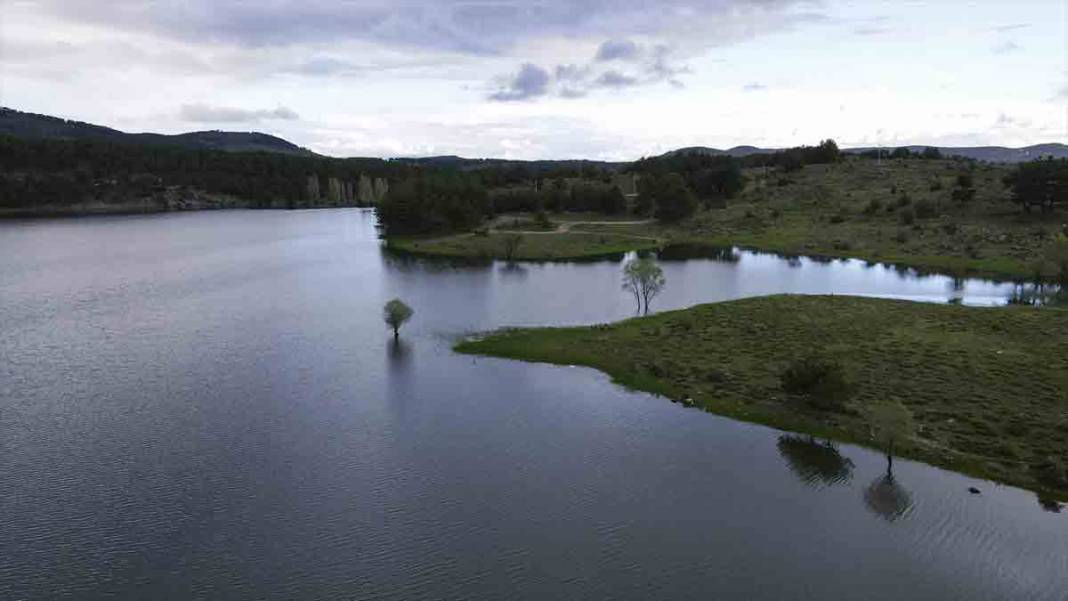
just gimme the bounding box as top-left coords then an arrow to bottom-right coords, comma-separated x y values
1,209 -> 1064,600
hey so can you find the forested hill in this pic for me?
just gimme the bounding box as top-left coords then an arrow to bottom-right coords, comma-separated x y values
0,107 -> 314,156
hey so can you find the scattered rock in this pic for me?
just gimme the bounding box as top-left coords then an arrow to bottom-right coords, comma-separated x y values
968,487 -> 981,495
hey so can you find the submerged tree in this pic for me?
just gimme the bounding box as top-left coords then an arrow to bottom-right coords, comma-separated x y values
383,299 -> 414,340
622,256 -> 666,315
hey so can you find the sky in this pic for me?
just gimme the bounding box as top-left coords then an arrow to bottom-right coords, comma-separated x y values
1,0 -> 1065,160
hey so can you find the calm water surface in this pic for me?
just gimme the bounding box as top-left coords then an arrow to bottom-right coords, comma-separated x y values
1,209 -> 1064,600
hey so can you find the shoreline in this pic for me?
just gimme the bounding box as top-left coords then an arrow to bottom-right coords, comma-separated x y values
389,231 -> 1045,284
0,202 -> 374,220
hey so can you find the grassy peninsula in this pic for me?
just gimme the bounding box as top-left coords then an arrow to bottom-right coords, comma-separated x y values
457,295 -> 1068,500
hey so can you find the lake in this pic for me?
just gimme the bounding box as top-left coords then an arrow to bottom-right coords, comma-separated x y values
1,208 -> 1064,600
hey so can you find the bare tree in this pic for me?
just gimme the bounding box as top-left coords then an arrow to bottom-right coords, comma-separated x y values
383,298 -> 414,340
622,256 -> 666,315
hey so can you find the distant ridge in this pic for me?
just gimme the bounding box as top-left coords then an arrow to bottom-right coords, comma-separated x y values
845,144 -> 1068,163
663,143 -> 1068,163
2,107 -> 1065,163
0,107 -> 315,156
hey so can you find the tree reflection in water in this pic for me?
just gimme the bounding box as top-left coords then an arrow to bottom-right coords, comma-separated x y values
863,455 -> 915,522
776,434 -> 855,487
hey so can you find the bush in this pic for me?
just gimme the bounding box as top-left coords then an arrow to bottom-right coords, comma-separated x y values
896,192 -> 912,207
863,198 -> 882,215
534,210 -> 552,230
930,179 -> 943,191
781,356 -> 853,411
829,213 -> 846,224
898,207 -> 916,225
895,229 -> 909,243
914,198 -> 937,219
952,187 -> 976,204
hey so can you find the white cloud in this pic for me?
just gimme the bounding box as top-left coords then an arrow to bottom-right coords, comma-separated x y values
179,104 -> 299,123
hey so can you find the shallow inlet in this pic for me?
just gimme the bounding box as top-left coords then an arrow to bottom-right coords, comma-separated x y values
1,208 -> 1064,600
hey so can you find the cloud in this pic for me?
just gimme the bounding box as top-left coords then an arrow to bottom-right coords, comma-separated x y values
488,63 -> 551,101
32,0 -> 820,55
489,40 -> 690,101
596,39 -> 641,62
179,103 -> 299,123
595,70 -> 639,88
993,40 -> 1020,54
991,23 -> 1029,33
994,113 -> 1031,129
854,26 -> 891,36
743,83 -> 768,92
286,57 -> 363,77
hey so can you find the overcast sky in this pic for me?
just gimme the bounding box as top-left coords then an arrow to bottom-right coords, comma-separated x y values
1,1 -> 1065,159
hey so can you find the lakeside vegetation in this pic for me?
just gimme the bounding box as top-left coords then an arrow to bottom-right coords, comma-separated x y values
382,153 -> 1068,280
387,231 -> 659,261
5,127 -> 1066,281
456,295 -> 1068,501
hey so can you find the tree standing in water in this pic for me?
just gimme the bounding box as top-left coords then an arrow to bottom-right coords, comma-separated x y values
383,299 -> 414,340
622,256 -> 666,315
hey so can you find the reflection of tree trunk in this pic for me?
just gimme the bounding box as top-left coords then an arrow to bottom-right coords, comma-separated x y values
393,327 -> 399,340
886,438 -> 894,476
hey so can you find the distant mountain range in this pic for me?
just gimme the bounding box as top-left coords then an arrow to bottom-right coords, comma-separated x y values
0,107 -> 314,156
663,143 -> 1068,163
2,107 -> 1064,164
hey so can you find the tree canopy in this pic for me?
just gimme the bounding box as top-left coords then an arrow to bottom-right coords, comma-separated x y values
1004,158 -> 1068,213
383,299 -> 414,339
376,172 -> 488,236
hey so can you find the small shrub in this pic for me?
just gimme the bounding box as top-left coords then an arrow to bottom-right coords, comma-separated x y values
863,198 -> 882,215
890,185 -> 897,194
898,207 -> 916,225
781,355 -> 853,411
534,210 -> 552,230
929,179 -> 943,191
705,367 -> 729,383
1031,458 -> 1067,490
833,240 -> 852,251
895,229 -> 909,243
941,222 -> 959,235
896,192 -> 912,207
829,213 -> 846,224
952,187 -> 976,204
915,198 -> 937,219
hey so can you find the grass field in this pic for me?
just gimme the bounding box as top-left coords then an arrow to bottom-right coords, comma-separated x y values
457,295 -> 1068,500
390,158 -> 1067,280
387,231 -> 659,261
678,159 -> 1065,280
